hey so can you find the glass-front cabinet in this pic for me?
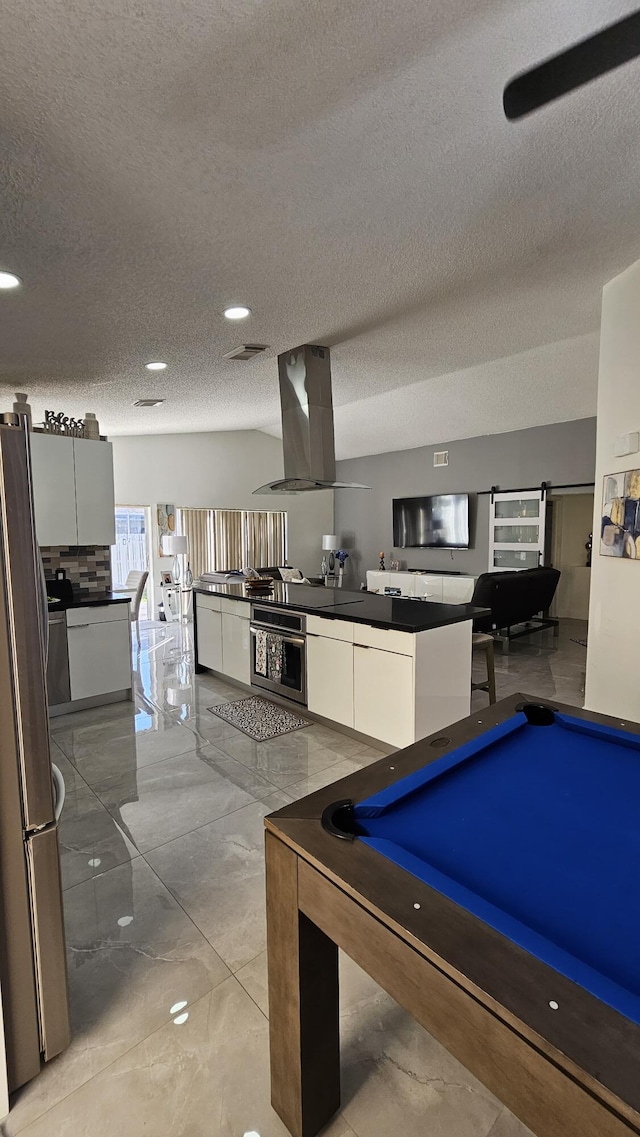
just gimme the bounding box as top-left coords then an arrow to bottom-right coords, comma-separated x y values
489,490 -> 546,571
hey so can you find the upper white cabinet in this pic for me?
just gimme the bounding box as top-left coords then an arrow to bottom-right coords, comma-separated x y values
30,434 -> 115,547
73,438 -> 115,545
30,434 -> 78,546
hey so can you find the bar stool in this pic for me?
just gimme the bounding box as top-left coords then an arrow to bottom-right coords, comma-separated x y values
471,632 -> 497,704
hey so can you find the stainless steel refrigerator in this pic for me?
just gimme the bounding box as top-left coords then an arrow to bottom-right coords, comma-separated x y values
0,417 -> 70,1093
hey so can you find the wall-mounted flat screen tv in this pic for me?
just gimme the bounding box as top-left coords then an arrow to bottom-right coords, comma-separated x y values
392,493 -> 470,548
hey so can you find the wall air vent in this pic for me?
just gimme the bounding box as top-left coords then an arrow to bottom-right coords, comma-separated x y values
223,344 -> 269,361
133,398 -> 165,407
433,450 -> 449,467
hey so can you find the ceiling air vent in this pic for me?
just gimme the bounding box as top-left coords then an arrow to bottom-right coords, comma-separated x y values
433,450 -> 449,467
223,344 -> 269,361
133,398 -> 164,407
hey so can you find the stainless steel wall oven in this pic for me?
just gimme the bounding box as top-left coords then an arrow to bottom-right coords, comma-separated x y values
250,605 -> 306,705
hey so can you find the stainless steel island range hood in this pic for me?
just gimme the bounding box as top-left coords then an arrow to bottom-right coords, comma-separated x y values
253,344 -> 369,494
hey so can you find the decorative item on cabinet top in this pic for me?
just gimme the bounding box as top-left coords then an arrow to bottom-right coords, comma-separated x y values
12,393 -> 32,430
34,408 -> 104,439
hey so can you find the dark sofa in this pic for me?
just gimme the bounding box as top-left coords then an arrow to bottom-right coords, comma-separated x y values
470,567 -> 561,652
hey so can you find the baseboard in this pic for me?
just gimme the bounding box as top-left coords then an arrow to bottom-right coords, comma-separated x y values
48,688 -> 133,717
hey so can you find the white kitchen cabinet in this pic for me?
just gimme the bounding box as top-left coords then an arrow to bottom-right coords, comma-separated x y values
221,611 -> 251,685
30,434 -> 78,546
306,615 -> 354,642
30,433 -> 115,546
307,634 -> 354,728
196,605 -> 223,672
442,576 -> 475,604
67,605 -> 131,701
196,593 -> 222,613
366,571 -> 392,593
220,597 -> 250,619
353,623 -> 414,656
366,570 -> 475,604
416,575 -> 444,601
354,645 -> 414,749
73,438 -> 115,545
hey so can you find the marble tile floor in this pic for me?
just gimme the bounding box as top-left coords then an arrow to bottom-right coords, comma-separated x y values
1,615 -> 583,1136
471,617 -> 588,712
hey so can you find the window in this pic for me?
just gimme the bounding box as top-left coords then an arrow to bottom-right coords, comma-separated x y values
175,508 -> 287,578
111,506 -> 151,617
111,506 -> 150,586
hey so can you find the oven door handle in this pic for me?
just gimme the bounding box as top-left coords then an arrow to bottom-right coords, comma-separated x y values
250,619 -> 304,633
250,628 -> 305,647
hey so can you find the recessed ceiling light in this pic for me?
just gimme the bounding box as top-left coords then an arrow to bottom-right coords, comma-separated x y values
133,398 -> 165,407
145,360 -> 167,370
0,271 -> 22,290
223,305 -> 251,320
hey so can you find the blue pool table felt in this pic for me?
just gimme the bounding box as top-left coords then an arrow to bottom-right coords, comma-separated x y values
353,711 -> 640,1024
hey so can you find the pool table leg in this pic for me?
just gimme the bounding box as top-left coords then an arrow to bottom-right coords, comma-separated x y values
265,831 -> 340,1137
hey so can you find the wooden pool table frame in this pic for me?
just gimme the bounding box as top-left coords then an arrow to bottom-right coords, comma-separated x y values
265,692 -> 640,1137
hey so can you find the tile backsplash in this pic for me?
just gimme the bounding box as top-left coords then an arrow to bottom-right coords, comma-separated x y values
40,546 -> 112,595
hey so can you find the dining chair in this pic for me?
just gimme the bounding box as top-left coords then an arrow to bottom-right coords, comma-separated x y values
114,569 -> 149,647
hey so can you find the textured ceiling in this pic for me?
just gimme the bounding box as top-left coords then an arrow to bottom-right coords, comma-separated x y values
1,0 -> 639,456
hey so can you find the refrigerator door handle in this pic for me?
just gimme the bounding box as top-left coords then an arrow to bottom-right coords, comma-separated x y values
38,557 -> 49,666
0,424 -> 55,829
23,422 -> 49,667
26,828 -> 71,1060
51,764 -> 65,821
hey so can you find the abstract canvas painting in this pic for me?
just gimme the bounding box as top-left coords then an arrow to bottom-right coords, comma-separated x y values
157,504 -> 175,557
600,470 -> 640,558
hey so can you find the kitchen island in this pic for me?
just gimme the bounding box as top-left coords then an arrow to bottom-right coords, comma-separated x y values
194,582 -> 487,748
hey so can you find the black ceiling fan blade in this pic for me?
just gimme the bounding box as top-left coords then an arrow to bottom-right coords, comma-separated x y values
504,9 -> 640,120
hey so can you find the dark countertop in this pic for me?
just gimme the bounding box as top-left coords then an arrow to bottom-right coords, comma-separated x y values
193,581 -> 488,633
47,592 -> 131,613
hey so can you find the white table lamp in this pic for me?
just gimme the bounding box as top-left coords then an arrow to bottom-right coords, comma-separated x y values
321,534 -> 339,579
161,534 -> 189,584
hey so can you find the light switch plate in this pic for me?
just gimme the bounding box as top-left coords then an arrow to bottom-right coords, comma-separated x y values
614,432 -> 639,457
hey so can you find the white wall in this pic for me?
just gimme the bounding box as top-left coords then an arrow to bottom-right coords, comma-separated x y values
585,258 -> 640,719
111,431 -> 334,609
336,418 -> 596,585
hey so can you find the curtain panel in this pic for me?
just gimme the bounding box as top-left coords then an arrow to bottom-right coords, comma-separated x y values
176,508 -> 287,574
244,510 -> 287,567
176,508 -> 215,580
214,509 -> 244,571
